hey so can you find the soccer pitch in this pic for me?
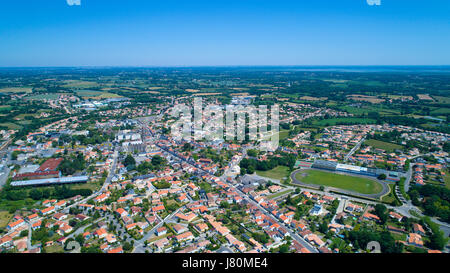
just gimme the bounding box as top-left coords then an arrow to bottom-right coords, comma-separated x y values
294,169 -> 383,195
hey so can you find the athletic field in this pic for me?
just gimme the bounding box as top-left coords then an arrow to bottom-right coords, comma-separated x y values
294,169 -> 383,195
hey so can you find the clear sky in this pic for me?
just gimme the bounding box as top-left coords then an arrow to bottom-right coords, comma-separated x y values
0,0 -> 449,67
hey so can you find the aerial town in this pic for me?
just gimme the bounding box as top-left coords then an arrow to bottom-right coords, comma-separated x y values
0,67 -> 448,254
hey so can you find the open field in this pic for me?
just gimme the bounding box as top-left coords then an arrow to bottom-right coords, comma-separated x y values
69,181 -> 102,192
0,87 -> 32,93
62,80 -> 100,89
365,139 -> 403,152
256,166 -> 290,181
0,122 -> 22,130
347,95 -> 385,103
76,90 -> 122,99
193,93 -> 222,96
44,244 -> 64,253
417,94 -> 434,101
431,95 -> 450,104
26,93 -> 63,100
267,189 -> 293,199
279,130 -> 289,140
313,117 -> 376,127
294,169 -> 383,195
430,107 -> 450,115
0,211 -> 13,228
300,96 -> 327,101
444,171 -> 450,190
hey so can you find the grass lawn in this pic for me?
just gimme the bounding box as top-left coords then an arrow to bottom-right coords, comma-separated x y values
0,198 -> 36,212
365,139 -> 403,152
69,181 -> 102,192
0,211 -> 13,228
381,184 -> 399,205
279,130 -> 290,140
267,189 -> 293,199
444,171 -> 450,190
295,169 -> 383,195
256,166 -> 290,180
199,182 -> 213,192
147,233 -> 172,243
44,244 -> 64,253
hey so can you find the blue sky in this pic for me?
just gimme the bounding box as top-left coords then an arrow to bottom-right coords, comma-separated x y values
0,0 -> 449,66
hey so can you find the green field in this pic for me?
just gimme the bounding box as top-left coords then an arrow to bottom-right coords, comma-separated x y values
313,117 -> 376,127
76,90 -> 122,99
279,130 -> 290,140
0,122 -> 22,130
0,87 -> 33,93
256,166 -> 290,180
444,171 -> 450,190
0,211 -> 13,228
365,139 -> 403,152
44,244 -> 64,253
267,189 -> 293,199
295,169 -> 383,195
381,184 -> 400,205
26,93 -> 63,100
62,80 -> 99,89
0,105 -> 13,112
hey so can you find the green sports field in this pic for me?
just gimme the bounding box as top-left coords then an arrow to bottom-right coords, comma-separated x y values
256,166 -> 290,180
295,169 -> 383,195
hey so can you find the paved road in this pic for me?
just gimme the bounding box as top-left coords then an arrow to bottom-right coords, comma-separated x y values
140,120 -> 450,250
0,147 -> 11,189
344,136 -> 366,161
133,208 -> 182,253
234,185 -> 319,253
67,217 -> 105,240
63,148 -> 118,214
138,120 -> 319,252
142,133 -> 319,252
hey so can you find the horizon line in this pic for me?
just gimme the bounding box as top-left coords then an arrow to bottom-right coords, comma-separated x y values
1,64 -> 450,69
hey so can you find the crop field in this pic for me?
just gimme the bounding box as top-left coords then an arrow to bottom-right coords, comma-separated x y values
0,87 -> 33,93
347,94 -> 385,103
0,122 -> 22,130
62,80 -> 100,89
76,90 -> 122,99
294,169 -> 383,195
26,93 -> 63,100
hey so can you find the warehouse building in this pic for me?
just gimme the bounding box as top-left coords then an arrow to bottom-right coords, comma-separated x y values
11,176 -> 89,187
